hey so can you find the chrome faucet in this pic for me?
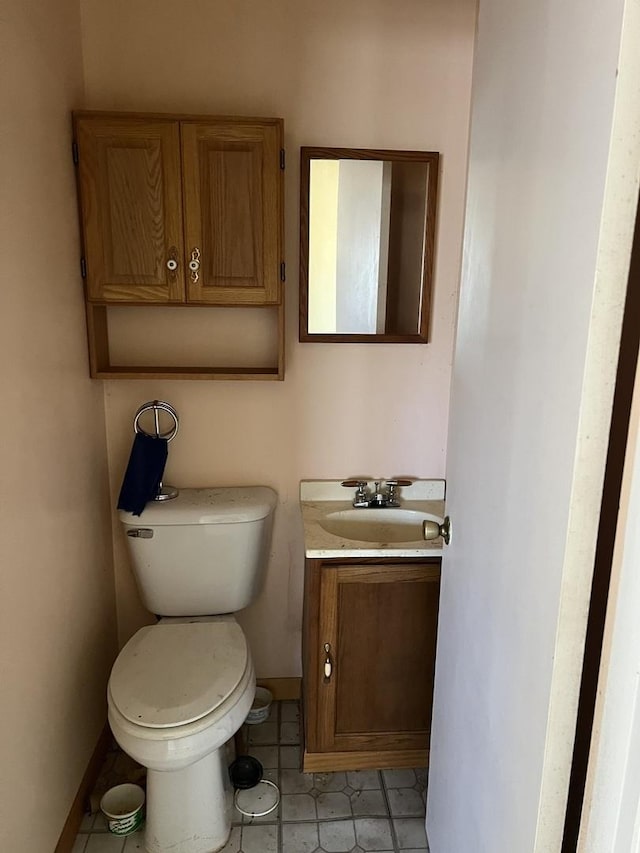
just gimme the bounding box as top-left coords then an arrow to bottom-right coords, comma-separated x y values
341,479 -> 412,508
369,481 -> 388,507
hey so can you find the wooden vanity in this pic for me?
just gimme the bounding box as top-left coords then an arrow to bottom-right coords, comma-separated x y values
299,480 -> 445,772
302,555 -> 440,771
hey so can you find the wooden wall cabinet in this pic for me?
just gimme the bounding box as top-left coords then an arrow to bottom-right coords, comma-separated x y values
73,111 -> 284,379
302,557 -> 441,772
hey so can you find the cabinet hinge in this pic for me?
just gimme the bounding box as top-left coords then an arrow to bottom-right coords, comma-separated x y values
280,262 -> 286,282
72,141 -> 79,165
80,257 -> 87,279
280,149 -> 285,170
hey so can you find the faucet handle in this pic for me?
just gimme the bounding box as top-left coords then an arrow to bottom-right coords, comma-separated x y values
385,478 -> 412,507
342,479 -> 369,507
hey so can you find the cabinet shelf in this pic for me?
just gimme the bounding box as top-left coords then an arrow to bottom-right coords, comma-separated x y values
86,302 -> 284,380
91,367 -> 282,381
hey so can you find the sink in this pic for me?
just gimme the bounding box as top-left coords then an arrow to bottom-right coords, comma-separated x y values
318,508 -> 441,543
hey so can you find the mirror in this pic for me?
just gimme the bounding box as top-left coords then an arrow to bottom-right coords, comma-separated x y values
300,147 -> 439,343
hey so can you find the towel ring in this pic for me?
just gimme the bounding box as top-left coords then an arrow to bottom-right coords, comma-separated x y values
133,401 -> 179,442
132,401 -> 179,501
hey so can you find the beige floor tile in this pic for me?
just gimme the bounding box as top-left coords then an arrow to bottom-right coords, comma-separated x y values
383,769 -> 417,789
84,834 -> 125,852
122,832 -> 145,851
280,702 -> 300,722
387,788 -> 426,817
316,791 -> 352,820
347,770 -> 382,791
350,788 -> 388,817
393,817 -> 428,849
280,745 -> 301,769
281,768 -> 314,794
247,720 -> 278,745
318,819 -> 356,852
281,792 -> 317,821
314,771 -> 348,792
282,822 -> 319,853
355,818 -> 394,850
280,721 -> 300,744
241,823 -> 278,853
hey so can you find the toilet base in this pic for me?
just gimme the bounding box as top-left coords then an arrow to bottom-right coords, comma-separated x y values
143,748 -> 232,853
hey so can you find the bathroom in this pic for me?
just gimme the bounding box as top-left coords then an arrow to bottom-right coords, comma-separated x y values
2,0 -> 639,852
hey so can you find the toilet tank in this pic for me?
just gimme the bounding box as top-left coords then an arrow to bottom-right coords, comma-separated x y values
118,487 -> 277,617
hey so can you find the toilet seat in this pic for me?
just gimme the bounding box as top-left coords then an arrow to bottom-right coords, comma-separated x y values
109,620 -> 248,729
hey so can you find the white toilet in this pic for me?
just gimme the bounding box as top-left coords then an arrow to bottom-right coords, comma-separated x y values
108,486 -> 277,853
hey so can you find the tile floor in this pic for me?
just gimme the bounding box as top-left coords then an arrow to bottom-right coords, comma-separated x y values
74,701 -> 429,853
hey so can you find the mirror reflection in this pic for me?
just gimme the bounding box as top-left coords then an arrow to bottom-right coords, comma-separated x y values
300,148 -> 439,343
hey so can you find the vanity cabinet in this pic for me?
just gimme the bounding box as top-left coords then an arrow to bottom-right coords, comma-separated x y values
73,112 -> 284,379
302,557 -> 440,772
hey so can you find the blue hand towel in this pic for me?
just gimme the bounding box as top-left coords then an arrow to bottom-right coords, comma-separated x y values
117,433 -> 169,516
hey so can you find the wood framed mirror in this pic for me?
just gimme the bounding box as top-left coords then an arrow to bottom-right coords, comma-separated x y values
299,147 -> 439,343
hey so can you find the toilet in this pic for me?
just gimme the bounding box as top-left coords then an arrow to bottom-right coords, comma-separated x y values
108,486 -> 277,853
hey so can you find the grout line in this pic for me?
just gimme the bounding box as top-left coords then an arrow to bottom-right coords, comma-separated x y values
380,769 -> 401,853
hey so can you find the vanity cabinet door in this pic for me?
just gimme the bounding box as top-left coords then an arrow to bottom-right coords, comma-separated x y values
181,119 -> 283,305
75,116 -> 185,303
315,561 -> 440,757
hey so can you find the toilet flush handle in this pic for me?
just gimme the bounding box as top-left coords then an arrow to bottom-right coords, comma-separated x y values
126,528 -> 154,539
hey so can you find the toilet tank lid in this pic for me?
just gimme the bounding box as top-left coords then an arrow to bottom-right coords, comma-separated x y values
118,486 -> 277,526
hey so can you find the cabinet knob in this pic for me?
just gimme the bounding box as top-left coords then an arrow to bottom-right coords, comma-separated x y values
189,247 -> 201,282
166,246 -> 179,278
323,643 -> 333,682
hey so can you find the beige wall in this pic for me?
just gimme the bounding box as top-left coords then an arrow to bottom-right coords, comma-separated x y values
80,0 -> 477,674
0,0 -> 117,849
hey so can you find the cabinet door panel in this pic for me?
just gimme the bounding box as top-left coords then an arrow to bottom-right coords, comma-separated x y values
181,121 -> 282,304
76,118 -> 184,303
318,563 -> 440,753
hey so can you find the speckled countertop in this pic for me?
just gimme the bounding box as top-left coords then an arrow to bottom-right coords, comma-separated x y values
300,480 -> 446,558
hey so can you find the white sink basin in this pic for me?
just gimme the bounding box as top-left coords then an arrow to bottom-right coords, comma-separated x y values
319,508 -> 441,543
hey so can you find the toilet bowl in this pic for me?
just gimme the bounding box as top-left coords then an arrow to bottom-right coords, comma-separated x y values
112,486 -> 277,853
108,617 -> 255,853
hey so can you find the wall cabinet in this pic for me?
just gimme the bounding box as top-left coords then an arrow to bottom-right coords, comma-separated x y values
73,112 -> 284,379
302,557 -> 440,772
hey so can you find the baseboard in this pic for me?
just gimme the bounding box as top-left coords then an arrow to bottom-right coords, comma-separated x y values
257,677 -> 301,701
303,747 -> 429,773
55,722 -> 111,853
